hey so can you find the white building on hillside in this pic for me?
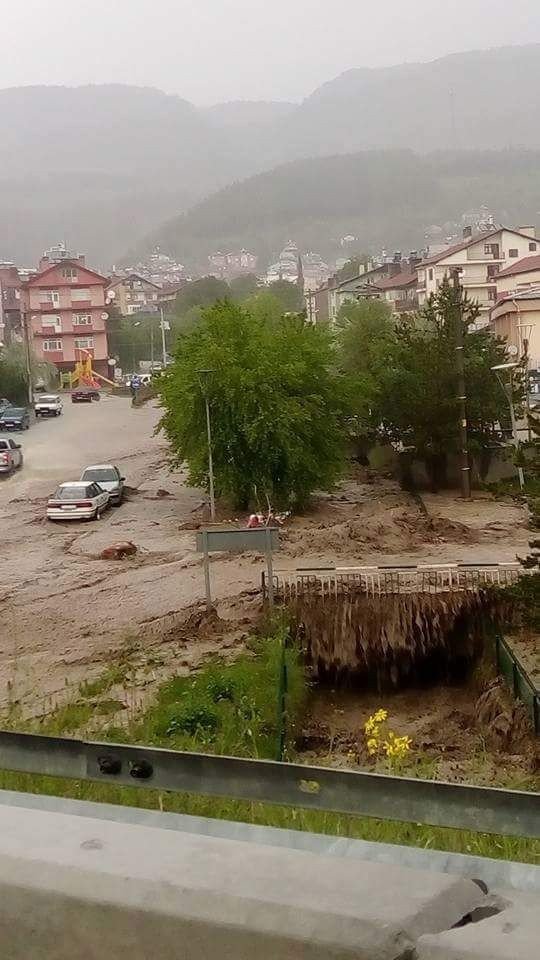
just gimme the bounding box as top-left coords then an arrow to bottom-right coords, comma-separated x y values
417,226 -> 538,324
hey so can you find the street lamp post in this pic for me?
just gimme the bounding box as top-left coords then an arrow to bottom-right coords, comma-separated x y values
451,269 -> 471,499
492,362 -> 525,490
198,369 -> 216,521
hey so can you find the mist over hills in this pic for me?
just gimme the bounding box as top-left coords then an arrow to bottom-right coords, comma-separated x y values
134,149 -> 540,268
2,45 -> 540,267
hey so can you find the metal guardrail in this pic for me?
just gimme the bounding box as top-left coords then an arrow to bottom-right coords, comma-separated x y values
0,730 -> 538,839
270,562 -> 522,600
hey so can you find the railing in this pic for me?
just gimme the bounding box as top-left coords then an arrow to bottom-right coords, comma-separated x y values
268,562 -> 522,600
495,633 -> 540,734
0,730 -> 538,839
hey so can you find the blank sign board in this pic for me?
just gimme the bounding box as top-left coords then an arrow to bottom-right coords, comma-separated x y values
196,527 -> 280,553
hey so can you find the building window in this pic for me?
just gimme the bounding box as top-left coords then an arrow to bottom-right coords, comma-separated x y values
43,339 -> 62,352
488,287 -> 497,301
509,249 -> 519,258
74,337 -> 94,349
428,268 -> 433,281
487,264 -> 500,278
61,267 -> 77,280
73,314 -> 92,325
42,290 -> 60,305
71,288 -> 90,301
529,242 -> 537,252
41,315 -> 62,330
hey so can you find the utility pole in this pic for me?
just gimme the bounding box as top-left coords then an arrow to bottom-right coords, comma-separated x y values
160,307 -> 167,367
150,320 -> 154,374
451,269 -> 471,499
198,369 -> 216,522
21,304 -> 34,406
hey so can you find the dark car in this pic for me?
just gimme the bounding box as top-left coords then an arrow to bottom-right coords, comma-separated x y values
71,388 -> 100,403
0,407 -> 30,431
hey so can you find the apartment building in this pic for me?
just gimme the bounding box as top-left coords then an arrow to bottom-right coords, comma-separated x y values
495,254 -> 540,299
108,273 -> 160,316
417,226 -> 538,323
22,257 -> 110,377
490,288 -> 540,369
0,265 -> 23,345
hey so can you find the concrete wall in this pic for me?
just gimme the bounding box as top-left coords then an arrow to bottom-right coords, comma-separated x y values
0,800 -> 490,960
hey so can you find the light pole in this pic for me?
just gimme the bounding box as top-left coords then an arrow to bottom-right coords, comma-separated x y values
198,368 -> 216,521
451,269 -> 471,499
491,361 -> 525,490
160,307 -> 168,368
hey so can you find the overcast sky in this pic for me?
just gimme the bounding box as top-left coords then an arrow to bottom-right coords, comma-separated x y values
2,0 -> 539,104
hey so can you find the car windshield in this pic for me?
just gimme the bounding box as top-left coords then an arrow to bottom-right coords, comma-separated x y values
82,468 -> 117,482
53,485 -> 92,500
38,396 -> 58,403
3,408 -> 24,416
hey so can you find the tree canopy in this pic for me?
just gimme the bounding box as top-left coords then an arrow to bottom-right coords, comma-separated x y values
159,299 -> 348,509
337,281 -> 510,487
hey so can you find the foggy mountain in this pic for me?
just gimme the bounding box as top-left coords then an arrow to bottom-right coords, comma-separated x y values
3,45 -> 540,266
135,149 -> 540,268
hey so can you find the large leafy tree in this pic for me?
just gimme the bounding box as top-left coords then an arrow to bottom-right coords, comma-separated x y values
337,281 -> 510,488
381,280 -> 509,486
159,300 -> 348,509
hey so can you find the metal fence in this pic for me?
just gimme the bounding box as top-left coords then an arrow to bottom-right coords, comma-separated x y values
0,730 -> 538,839
495,633 -> 540,734
268,562 -> 523,601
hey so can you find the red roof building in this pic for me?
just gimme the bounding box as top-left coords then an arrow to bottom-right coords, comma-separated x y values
21,258 -> 110,377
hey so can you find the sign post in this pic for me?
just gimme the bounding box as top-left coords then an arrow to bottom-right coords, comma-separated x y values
196,527 -> 280,610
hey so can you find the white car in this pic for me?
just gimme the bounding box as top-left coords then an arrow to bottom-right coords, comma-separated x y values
47,481 -> 110,521
34,394 -> 63,417
80,464 -> 125,505
0,437 -> 23,473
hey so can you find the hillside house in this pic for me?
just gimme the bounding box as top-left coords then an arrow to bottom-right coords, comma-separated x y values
417,226 -> 538,324
108,273 -> 161,316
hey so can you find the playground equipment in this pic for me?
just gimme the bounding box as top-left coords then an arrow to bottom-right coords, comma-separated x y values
60,350 -> 116,390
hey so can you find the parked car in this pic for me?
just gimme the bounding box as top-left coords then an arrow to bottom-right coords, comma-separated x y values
46,482 -> 110,521
35,394 -> 63,417
71,388 -> 100,403
0,407 -> 30,431
0,437 -> 23,474
80,464 -> 125,505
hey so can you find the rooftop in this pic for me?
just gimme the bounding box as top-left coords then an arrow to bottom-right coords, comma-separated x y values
497,254 -> 540,279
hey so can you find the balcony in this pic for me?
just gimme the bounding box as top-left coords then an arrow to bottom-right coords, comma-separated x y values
35,326 -> 62,337
71,300 -> 91,309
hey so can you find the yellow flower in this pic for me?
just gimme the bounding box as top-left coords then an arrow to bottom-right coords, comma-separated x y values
373,709 -> 388,723
367,738 -> 379,756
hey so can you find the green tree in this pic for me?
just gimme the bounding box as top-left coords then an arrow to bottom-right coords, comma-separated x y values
266,280 -> 304,314
335,300 -> 397,457
229,273 -> 260,301
380,280 -> 509,487
159,300 -> 348,509
172,276 -> 230,316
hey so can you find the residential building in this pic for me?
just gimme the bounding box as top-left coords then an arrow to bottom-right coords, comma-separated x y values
157,281 -> 189,307
495,254 -> 540,299
266,242 -> 301,284
208,249 -> 257,280
328,255 -> 416,321
417,226 -> 538,323
374,269 -> 418,313
108,273 -> 161,316
490,288 -> 540,369
305,281 -> 333,324
22,257 -> 110,377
